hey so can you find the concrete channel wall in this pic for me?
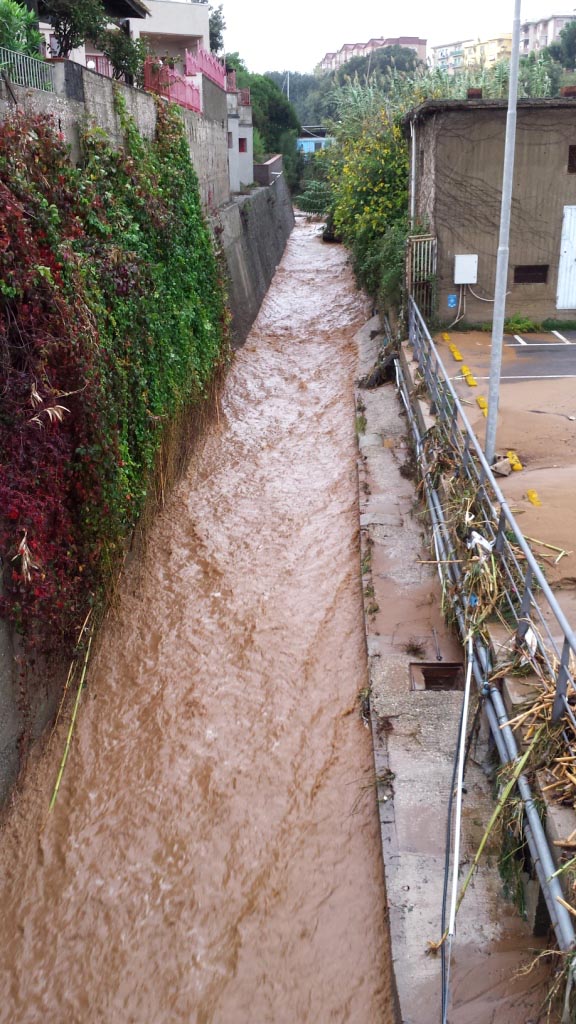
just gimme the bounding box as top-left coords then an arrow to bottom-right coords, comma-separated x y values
0,68 -> 294,803
219,176 -> 295,346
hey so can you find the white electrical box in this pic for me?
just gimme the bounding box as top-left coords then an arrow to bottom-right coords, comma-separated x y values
454,254 -> 478,285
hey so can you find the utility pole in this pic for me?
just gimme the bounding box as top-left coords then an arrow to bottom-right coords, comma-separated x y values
484,0 -> 522,465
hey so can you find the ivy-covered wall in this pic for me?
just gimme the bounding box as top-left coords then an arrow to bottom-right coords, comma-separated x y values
0,95 -> 230,795
0,65 -> 231,210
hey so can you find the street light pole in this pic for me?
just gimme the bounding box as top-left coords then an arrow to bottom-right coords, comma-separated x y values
484,0 -> 522,466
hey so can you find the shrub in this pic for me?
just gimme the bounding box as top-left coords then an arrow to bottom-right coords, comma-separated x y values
0,0 -> 42,56
295,179 -> 333,215
97,27 -> 147,84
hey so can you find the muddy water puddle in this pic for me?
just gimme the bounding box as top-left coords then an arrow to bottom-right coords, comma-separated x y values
0,218 -> 396,1023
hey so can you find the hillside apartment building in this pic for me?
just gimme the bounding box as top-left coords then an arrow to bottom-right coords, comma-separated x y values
520,13 -> 575,53
432,14 -> 575,73
318,36 -> 427,73
430,36 -> 513,74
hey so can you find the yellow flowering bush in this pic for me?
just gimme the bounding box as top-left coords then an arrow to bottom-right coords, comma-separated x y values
330,116 -> 408,245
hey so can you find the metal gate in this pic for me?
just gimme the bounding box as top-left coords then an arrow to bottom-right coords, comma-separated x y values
407,235 -> 437,319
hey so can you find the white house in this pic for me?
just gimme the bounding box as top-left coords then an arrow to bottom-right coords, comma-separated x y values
127,0 -> 209,66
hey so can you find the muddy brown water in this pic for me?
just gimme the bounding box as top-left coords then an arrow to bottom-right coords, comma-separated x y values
0,218 -> 396,1023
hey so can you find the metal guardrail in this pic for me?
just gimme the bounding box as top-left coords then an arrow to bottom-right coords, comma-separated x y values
400,295 -> 576,956
408,295 -> 576,732
0,47 -> 54,93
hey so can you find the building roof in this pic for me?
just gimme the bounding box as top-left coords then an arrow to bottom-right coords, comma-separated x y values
386,36 -> 426,43
521,12 -> 574,23
38,0 -> 149,17
403,96 -> 576,131
431,39 -> 475,50
103,0 -> 149,16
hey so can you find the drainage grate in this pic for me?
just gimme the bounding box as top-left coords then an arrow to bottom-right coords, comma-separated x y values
409,662 -> 464,692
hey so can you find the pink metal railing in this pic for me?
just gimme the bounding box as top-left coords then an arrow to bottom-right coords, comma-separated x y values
185,46 -> 226,89
225,70 -> 250,105
144,58 -> 201,114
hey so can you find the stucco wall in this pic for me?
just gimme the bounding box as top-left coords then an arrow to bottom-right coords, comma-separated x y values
219,174 -> 295,345
128,0 -> 209,50
254,155 -> 284,186
416,103 -> 576,323
201,76 -> 227,125
227,114 -> 241,193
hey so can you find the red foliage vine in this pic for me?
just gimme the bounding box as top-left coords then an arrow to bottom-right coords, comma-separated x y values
0,117 -> 118,647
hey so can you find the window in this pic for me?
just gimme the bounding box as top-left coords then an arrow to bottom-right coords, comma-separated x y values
228,132 -> 233,149
568,146 -> 576,173
514,264 -> 549,284
239,137 -> 247,153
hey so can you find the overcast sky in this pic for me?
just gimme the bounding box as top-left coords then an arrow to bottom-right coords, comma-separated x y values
223,0 -> 570,74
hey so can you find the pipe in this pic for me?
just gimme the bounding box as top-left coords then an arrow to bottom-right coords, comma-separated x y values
409,119 -> 417,229
448,635 -> 474,939
490,684 -> 576,951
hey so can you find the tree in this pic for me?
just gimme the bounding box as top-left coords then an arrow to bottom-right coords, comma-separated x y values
248,75 -> 299,151
545,19 -> 576,69
42,0 -> 107,57
209,3 -> 225,54
264,48 -> 423,126
333,45 -> 421,84
225,51 -> 247,75
560,19 -> 576,69
225,55 -> 303,188
546,42 -> 562,64
0,0 -> 41,55
97,26 -> 147,82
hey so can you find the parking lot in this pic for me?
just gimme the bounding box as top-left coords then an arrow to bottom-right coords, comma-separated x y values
434,329 -> 576,598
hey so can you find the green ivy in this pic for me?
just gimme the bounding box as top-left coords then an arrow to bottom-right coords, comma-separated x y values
0,96 -> 230,651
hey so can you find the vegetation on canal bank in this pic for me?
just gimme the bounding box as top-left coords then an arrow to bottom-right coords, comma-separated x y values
0,93 -> 230,654
296,55 -> 565,317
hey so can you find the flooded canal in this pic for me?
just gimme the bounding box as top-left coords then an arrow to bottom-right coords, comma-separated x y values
0,217 -> 396,1023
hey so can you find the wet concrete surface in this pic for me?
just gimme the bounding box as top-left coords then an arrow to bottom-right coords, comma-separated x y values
0,218 -> 396,1023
